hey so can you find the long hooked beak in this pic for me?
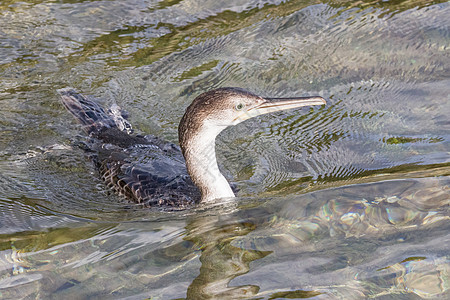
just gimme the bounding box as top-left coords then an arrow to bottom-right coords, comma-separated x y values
234,95 -> 326,124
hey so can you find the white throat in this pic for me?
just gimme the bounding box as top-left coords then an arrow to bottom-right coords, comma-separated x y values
182,123 -> 235,202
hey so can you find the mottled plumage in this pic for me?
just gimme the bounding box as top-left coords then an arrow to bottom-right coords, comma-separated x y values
59,88 -> 199,208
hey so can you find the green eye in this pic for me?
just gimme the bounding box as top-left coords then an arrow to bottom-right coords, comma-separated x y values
235,103 -> 245,111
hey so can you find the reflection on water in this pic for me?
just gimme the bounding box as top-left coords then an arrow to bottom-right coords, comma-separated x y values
0,177 -> 448,298
0,0 -> 449,299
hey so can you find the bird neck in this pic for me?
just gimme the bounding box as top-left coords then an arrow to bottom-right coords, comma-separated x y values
180,124 -> 235,202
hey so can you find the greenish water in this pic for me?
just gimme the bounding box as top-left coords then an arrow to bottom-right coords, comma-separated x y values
0,0 -> 449,299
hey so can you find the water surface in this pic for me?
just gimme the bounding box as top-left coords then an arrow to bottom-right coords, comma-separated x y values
0,0 -> 449,299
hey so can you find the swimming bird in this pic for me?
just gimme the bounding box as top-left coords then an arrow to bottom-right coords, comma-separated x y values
58,87 -> 325,208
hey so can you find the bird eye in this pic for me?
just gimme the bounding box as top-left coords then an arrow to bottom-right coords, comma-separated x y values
235,103 -> 245,111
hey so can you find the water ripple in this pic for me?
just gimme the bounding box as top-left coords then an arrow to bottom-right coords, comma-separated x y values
0,1 -> 449,298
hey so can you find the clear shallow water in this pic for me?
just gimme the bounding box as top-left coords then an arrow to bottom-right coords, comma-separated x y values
0,0 -> 449,299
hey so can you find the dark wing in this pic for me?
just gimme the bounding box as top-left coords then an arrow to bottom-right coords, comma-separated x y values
58,88 -> 200,208
98,142 -> 200,208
